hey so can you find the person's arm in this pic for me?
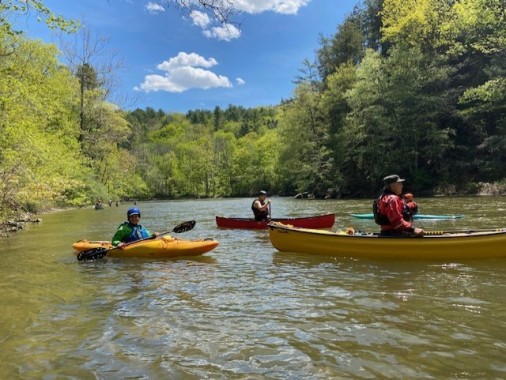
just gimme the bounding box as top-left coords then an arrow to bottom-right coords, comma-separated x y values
112,224 -> 130,246
386,199 -> 409,229
144,227 -> 159,238
386,198 -> 414,230
253,200 -> 270,211
387,199 -> 424,235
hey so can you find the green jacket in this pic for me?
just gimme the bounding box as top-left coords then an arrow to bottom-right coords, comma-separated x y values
112,222 -> 151,246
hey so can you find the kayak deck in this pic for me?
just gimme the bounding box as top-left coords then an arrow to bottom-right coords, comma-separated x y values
72,236 -> 219,258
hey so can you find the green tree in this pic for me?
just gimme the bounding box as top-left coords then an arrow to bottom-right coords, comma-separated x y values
231,129 -> 280,196
212,130 -> 236,196
0,33 -> 87,216
320,63 -> 357,195
317,16 -> 363,81
277,82 -> 333,197
1,0 -> 78,36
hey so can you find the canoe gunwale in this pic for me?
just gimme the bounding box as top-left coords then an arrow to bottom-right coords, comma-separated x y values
268,222 -> 506,239
215,213 -> 335,229
217,213 -> 335,222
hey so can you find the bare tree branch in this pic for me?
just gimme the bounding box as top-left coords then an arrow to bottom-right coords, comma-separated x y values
168,0 -> 238,24
58,23 -> 123,100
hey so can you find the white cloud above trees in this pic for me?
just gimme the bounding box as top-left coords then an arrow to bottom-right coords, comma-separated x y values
135,52 -> 232,93
234,0 -> 310,14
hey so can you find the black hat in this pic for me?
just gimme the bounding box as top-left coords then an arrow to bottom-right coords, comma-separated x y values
383,174 -> 405,185
259,190 -> 267,195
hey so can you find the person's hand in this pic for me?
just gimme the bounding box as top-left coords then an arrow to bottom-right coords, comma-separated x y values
267,199 -> 271,204
152,232 -> 159,238
413,227 -> 424,236
118,242 -> 126,248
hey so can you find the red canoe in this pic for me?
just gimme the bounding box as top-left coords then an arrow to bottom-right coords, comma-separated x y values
215,213 -> 335,230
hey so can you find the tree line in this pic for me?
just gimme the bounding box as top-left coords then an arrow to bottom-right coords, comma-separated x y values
1,0 -> 505,221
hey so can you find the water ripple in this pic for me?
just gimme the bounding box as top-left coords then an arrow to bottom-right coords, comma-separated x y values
1,197 -> 506,378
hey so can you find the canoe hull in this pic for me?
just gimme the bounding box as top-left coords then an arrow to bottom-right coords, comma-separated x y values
351,213 -> 464,220
216,213 -> 335,229
268,223 -> 506,260
72,236 -> 219,258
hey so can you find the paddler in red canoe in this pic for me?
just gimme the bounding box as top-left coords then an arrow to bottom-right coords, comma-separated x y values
252,190 -> 271,221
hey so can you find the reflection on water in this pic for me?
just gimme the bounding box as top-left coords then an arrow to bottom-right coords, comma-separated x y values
0,197 -> 505,378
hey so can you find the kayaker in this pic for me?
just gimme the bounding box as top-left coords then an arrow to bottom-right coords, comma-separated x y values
252,190 -> 271,221
112,207 -> 158,247
402,193 -> 419,222
374,175 -> 424,236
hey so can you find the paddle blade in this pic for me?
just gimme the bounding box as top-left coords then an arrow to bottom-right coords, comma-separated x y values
172,220 -> 196,233
77,247 -> 108,261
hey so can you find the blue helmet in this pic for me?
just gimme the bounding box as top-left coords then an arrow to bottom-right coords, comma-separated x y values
127,207 -> 141,218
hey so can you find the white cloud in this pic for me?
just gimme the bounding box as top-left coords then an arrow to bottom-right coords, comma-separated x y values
236,78 -> 246,85
190,10 -> 211,28
234,0 -> 310,14
188,1 -> 309,41
145,2 -> 165,14
203,23 -> 241,41
157,52 -> 217,71
136,52 -> 232,93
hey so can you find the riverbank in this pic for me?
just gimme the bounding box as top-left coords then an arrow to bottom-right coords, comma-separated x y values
0,213 -> 42,237
0,205 -> 80,237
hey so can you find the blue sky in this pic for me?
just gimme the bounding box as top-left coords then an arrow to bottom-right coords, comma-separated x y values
18,0 -> 358,113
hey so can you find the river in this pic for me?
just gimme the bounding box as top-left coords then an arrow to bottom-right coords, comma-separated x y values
1,196 -> 505,378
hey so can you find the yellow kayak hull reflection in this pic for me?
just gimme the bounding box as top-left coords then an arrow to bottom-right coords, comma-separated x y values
268,223 -> 506,260
72,236 -> 219,258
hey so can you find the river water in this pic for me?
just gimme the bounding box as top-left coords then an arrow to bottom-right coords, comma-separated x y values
1,196 -> 505,378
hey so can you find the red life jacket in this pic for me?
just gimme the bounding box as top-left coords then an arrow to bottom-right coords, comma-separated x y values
375,191 -> 414,232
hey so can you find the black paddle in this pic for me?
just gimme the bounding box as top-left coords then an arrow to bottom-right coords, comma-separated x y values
77,220 -> 196,261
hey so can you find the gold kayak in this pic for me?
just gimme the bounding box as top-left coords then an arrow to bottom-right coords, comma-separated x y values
72,236 -> 219,258
268,222 -> 506,260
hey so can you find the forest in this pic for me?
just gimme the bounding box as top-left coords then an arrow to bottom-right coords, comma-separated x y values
1,0 -> 505,221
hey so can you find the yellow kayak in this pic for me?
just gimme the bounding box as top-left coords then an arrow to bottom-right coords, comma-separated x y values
72,236 -> 219,258
268,222 -> 506,260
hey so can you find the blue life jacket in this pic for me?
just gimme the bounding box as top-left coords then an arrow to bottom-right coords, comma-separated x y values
123,223 -> 150,243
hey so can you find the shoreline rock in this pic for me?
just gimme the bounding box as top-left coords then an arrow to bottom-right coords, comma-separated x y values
1,213 -> 42,237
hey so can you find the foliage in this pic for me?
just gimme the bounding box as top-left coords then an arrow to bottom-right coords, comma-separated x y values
1,0 -> 78,36
0,33 -> 87,216
2,0 -> 506,222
